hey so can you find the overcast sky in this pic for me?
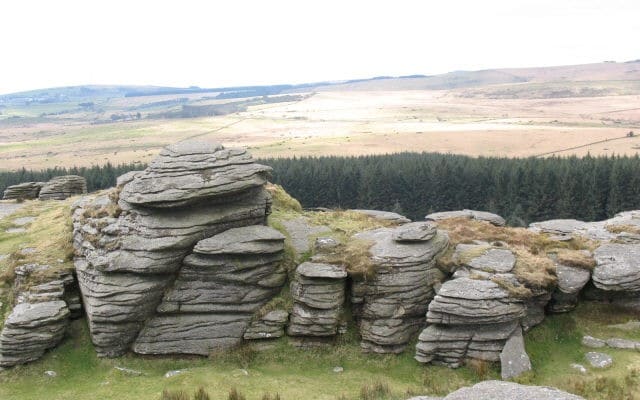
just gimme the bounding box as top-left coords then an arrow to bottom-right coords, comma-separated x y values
1,0 -> 638,94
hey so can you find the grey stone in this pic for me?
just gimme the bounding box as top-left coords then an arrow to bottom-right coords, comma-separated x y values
44,370 -> 57,377
605,338 -> 640,349
164,370 -> 187,378
426,209 -> 505,226
352,209 -> 411,224
281,217 -> 331,258
393,222 -> 437,242
582,335 -> 606,348
549,265 -> 591,313
0,301 -> 70,367
608,320 -> 640,331
353,227 -> 448,353
500,326 -> 532,379
244,310 -> 289,340
442,380 -> 585,400
314,237 -> 341,252
593,244 -> 640,292
467,248 -> 516,273
39,175 -> 87,200
333,366 -> 344,373
114,366 -> 143,376
5,228 -> 25,234
585,352 -> 613,368
193,225 -> 285,255
120,142 -> 271,208
296,262 -> 347,280
571,363 -> 587,374
3,182 -> 44,200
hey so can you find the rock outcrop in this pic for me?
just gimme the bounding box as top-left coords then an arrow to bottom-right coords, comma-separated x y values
426,209 -> 505,226
416,243 -> 542,371
548,263 -> 591,313
0,263 -> 79,367
592,244 -> 640,292
530,211 -> 640,242
353,223 -> 448,353
352,209 -> 411,224
244,310 -> 289,341
72,141 -> 275,356
39,175 -> 87,200
288,262 -> 347,346
3,182 -> 44,200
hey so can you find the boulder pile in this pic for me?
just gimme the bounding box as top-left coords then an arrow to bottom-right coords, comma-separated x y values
353,222 -> 448,354
39,175 -> 87,200
2,182 -> 44,200
72,141 -> 276,356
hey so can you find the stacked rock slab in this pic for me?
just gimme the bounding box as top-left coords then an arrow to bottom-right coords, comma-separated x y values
426,209 -> 506,226
39,175 -> 87,200
72,141 -> 273,357
529,211 -> 640,242
244,310 -> 289,342
416,243 -> 529,368
0,264 -> 77,367
353,222 -> 449,354
288,262 -> 347,347
589,243 -> 640,310
133,225 -> 285,355
2,182 -> 44,200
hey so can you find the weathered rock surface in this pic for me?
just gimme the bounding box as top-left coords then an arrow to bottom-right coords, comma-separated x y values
549,264 -> 591,313
72,142 -> 275,357
500,326 -> 531,379
426,209 -> 505,226
280,217 -> 331,259
592,244 -> 640,292
0,301 -> 69,367
132,225 -> 285,355
352,209 -> 411,224
39,175 -> 87,200
442,380 -> 585,400
585,352 -> 613,368
353,226 -> 448,353
244,310 -> 289,340
3,182 -> 44,200
582,335 -> 606,348
288,262 -> 347,342
530,211 -> 640,242
393,222 -> 437,242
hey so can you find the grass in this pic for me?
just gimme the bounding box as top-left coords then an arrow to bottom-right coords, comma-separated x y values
606,224 -> 640,235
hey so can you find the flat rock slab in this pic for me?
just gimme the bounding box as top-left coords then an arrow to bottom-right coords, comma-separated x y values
608,321 -> 640,331
352,209 -> 411,223
469,248 -> 516,273
426,209 -> 505,226
0,203 -> 25,219
500,326 -> 532,379
605,338 -> 640,349
193,225 -> 285,255
443,380 -> 585,400
585,352 -> 613,368
582,335 -> 606,348
281,217 -> 331,257
393,222 -> 437,242
5,227 -> 26,234
12,216 -> 36,226
296,262 -> 347,279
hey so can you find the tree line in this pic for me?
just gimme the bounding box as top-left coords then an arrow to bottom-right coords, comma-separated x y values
2,153 -> 640,226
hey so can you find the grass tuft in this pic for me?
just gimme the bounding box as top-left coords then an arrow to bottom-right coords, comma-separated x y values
227,387 -> 247,400
606,224 -> 640,235
159,389 -> 189,400
554,249 -> 596,270
359,381 -> 390,400
266,183 -> 302,213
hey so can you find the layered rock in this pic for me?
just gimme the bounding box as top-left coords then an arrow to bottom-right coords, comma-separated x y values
72,141 -> 274,356
244,310 -> 289,340
288,262 -> 347,346
0,263 -> 79,367
548,263 -> 591,313
426,209 -> 505,226
132,225 -> 286,355
39,175 -> 87,200
529,210 -> 640,242
2,182 -> 44,200
353,223 -> 449,353
592,244 -> 640,292
416,243 -> 539,371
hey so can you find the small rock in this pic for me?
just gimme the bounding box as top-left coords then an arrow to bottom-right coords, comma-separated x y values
585,352 -> 613,368
6,228 -> 26,234
570,363 -> 587,374
114,366 -> 143,376
44,370 -> 57,377
607,321 -> 640,331
392,222 -> 437,242
20,247 -> 37,255
164,370 -> 186,378
582,335 -> 606,348
12,217 -> 35,226
333,366 -> 344,373
232,369 -> 249,377
605,338 -> 640,349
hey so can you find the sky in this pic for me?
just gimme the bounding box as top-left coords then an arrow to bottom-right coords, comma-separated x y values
0,0 -> 639,94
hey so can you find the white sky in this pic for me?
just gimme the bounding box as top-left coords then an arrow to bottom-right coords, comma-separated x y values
0,0 -> 638,94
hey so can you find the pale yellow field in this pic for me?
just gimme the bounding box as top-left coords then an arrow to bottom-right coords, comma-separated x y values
1,88 -> 640,170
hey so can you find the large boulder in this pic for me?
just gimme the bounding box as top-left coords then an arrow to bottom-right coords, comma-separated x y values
548,264 -> 591,313
72,142 -> 275,357
592,244 -> 640,292
3,182 -> 44,200
39,175 -> 87,200
353,224 -> 448,353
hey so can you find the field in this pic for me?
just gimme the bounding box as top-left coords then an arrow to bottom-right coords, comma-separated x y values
2,62 -> 640,171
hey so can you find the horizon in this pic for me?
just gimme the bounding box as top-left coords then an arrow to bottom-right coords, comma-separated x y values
1,0 -> 640,95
